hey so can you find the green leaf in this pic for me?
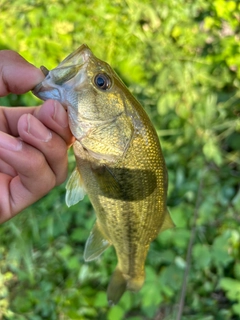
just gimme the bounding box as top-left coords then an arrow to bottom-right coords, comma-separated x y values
193,244 -> 211,269
107,305 -> 125,320
219,277 -> 240,301
233,303 -> 240,316
94,291 -> 107,307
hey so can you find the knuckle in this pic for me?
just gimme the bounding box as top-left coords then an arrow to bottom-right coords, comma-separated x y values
48,135 -> 68,156
56,168 -> 68,186
28,151 -> 46,172
45,174 -> 57,191
57,144 -> 68,160
26,151 -> 57,190
54,155 -> 68,186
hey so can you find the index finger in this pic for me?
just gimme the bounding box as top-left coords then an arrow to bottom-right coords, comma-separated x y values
0,50 -> 44,96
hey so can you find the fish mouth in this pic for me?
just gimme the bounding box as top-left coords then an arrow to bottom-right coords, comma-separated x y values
32,44 -> 92,105
32,82 -> 63,103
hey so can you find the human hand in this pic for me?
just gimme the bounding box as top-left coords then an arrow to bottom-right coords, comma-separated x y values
0,50 -> 74,223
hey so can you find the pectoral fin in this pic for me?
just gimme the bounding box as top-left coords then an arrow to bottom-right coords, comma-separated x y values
160,209 -> 175,232
84,223 -> 111,261
65,167 -> 86,207
81,117 -> 133,161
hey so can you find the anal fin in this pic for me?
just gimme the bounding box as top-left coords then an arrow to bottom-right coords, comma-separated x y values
84,223 -> 111,261
107,267 -> 127,306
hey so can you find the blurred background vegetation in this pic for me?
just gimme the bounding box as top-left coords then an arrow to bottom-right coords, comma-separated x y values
0,0 -> 239,319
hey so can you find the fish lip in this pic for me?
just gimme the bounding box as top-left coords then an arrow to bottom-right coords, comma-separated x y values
32,44 -> 92,108
32,81 -> 64,107
32,82 -> 43,95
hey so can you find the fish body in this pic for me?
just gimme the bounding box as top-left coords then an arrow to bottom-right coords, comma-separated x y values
33,44 -> 174,305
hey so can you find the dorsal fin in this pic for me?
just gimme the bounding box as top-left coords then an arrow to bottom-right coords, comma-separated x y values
160,208 -> 175,232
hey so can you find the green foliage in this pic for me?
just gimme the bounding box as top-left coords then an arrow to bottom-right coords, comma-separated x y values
0,0 -> 239,319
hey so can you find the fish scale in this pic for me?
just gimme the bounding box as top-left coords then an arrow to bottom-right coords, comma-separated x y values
33,44 -> 174,305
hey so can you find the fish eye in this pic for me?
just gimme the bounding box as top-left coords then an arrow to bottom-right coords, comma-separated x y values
94,73 -> 112,90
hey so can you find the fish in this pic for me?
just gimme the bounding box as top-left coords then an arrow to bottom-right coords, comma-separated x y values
32,44 -> 174,305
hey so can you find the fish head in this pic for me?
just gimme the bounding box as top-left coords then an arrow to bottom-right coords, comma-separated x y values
33,44 -> 129,140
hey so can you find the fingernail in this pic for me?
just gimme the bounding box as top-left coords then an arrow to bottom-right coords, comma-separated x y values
53,101 -> 68,128
27,114 -> 52,142
0,132 -> 22,151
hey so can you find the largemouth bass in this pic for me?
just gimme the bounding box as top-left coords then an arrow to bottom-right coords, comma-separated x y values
33,44 -> 174,305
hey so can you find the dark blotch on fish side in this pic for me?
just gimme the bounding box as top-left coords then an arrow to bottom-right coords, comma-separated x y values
93,165 -> 157,201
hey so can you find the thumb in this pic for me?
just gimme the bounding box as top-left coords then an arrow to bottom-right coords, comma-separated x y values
0,50 -> 44,96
